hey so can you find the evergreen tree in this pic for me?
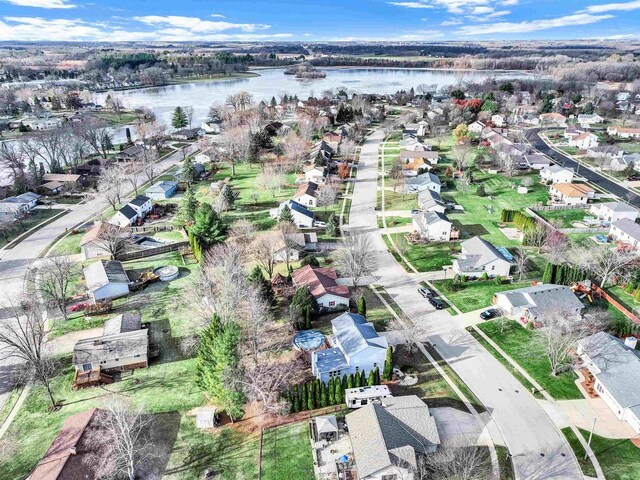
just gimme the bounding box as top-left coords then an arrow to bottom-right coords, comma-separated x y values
368,370 -> 376,386
279,204 -> 294,224
359,370 -> 367,387
178,185 -> 198,226
341,374 -> 348,395
354,371 -> 361,388
307,382 -> 315,410
319,382 -> 327,407
301,256 -> 320,267
188,230 -> 203,262
290,386 -> 299,413
383,347 -> 393,380
172,106 -> 188,129
334,377 -> 343,404
347,374 -> 355,390
328,378 -> 335,405
304,305 -> 312,329
182,156 -> 196,185
301,383 -> 308,411
542,262 -> 555,284
374,367 -> 381,385
190,203 -> 227,247
248,265 -> 275,306
220,184 -> 236,209
325,213 -> 338,237
290,287 -> 319,329
357,296 -> 367,316
314,379 -> 321,408
323,380 -> 330,407
270,96 -> 277,107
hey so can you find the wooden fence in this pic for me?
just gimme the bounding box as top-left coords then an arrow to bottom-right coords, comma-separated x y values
116,241 -> 189,261
530,204 -> 587,212
593,285 -> 640,325
130,224 -> 175,234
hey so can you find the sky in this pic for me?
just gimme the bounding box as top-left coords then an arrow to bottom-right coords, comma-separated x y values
0,0 -> 639,42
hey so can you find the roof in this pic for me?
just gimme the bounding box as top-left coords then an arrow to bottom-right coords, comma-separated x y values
79,222 -> 105,247
83,260 -> 129,291
279,200 -> 314,219
524,154 -> 550,165
29,409 -> 102,480
417,189 -> 444,210
313,347 -> 349,373
578,332 -> 640,415
496,284 -> 584,318
405,172 -> 441,187
597,202 -> 638,214
73,329 -> 148,365
295,181 -> 319,198
118,144 -> 144,156
117,204 -> 138,220
346,395 -> 440,479
399,150 -> 439,160
611,218 -> 640,242
102,312 -> 141,336
291,265 -> 349,299
544,164 -> 574,174
331,312 -> 387,358
573,132 -> 597,141
147,180 -> 178,193
413,211 -> 450,232
17,191 -> 41,202
315,415 -> 339,434
457,236 -> 511,270
552,183 -> 595,197
129,195 -> 151,207
42,181 -> 64,190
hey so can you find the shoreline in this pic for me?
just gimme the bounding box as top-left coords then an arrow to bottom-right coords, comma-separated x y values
91,71 -> 261,93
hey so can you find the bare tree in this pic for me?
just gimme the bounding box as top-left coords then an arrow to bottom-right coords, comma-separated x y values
452,144 -> 473,172
78,119 -> 113,158
339,139 -> 357,161
333,233 -> 377,294
513,248 -> 529,281
0,143 -> 26,189
0,300 -> 57,408
316,184 -> 339,213
183,105 -> 194,128
544,230 -> 569,264
95,165 -> 127,211
431,127 -> 448,149
571,245 -> 639,288
252,233 -> 280,279
279,222 -> 301,274
218,126 -> 251,175
390,317 -> 427,356
93,222 -> 131,260
415,442 -> 492,480
281,131 -> 309,164
228,219 -> 257,250
256,166 -> 285,197
32,256 -> 79,321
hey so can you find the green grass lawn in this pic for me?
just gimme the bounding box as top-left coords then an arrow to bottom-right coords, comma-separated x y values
434,280 -> 532,313
261,421 -> 315,480
561,428 -> 597,478
49,231 -> 83,256
1,208 -> 67,248
580,428 -> 640,480
383,190 -> 420,211
387,234 -> 458,272
476,320 -> 583,400
537,208 -> 588,228
606,285 -> 639,314
384,216 -> 412,227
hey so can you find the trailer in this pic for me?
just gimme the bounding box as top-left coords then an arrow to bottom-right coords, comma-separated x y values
345,385 -> 392,409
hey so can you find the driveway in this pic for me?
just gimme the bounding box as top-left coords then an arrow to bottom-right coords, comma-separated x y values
431,407 -> 485,447
345,129 -> 582,480
558,399 -> 637,440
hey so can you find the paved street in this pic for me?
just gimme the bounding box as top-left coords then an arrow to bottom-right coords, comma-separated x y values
525,128 -> 640,206
345,129 -> 582,480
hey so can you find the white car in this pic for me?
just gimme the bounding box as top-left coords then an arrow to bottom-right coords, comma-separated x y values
314,221 -> 327,228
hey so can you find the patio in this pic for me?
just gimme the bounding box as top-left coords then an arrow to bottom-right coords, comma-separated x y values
310,416 -> 356,479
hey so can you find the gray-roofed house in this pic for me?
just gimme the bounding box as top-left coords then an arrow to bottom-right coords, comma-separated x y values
609,218 -> 640,250
115,144 -> 145,162
404,172 -> 441,194
540,165 -> 574,184
109,204 -> 139,228
346,395 -> 441,480
577,332 -> 640,433
146,180 -> 179,200
312,312 -> 388,383
83,260 -> 130,302
417,189 -> 446,213
494,284 -> 584,324
591,202 -> 639,223
274,232 -> 318,262
522,154 -> 551,170
412,211 -> 454,241
271,200 -> 314,228
294,181 -> 319,207
453,236 -> 512,278
1,191 -> 41,212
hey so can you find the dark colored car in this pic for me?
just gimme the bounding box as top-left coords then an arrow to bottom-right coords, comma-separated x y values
411,209 -> 421,214
429,297 -> 445,310
418,287 -> 434,298
628,176 -> 640,182
480,308 -> 501,320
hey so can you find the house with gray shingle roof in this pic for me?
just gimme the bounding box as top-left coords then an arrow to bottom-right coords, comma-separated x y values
577,332 -> 640,434
312,312 -> 387,383
494,284 -> 584,324
83,260 -> 130,302
453,236 -> 512,278
412,211 -> 453,241
591,202 -> 639,223
609,218 -> 640,250
346,395 -> 440,479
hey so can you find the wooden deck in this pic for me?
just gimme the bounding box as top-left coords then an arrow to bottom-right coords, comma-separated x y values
73,368 -> 113,389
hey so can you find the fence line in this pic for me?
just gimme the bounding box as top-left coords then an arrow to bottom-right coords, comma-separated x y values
130,224 -> 175,234
530,204 -> 586,211
592,285 -> 640,325
558,227 -> 609,234
116,241 -> 188,261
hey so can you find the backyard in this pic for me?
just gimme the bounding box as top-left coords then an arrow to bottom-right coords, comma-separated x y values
536,208 -> 589,228
434,280 -> 532,314
385,234 -> 458,272
260,421 -> 315,480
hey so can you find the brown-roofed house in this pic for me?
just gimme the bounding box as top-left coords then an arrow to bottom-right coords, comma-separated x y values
294,181 -> 319,207
291,265 -> 350,310
550,183 -> 595,206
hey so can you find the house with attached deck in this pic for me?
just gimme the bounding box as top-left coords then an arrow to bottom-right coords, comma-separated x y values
83,260 -> 130,302
609,218 -> 640,250
417,189 -> 446,213
590,202 -> 639,223
540,165 -> 574,184
412,211 -> 455,241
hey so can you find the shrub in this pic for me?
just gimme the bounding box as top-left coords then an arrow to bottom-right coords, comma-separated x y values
494,276 -> 503,285
461,275 -> 468,283
301,256 -> 320,267
357,296 -> 367,316
481,272 -> 489,281
476,184 -> 487,197
383,347 -> 394,380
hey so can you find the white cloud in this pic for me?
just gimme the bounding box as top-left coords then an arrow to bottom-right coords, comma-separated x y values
467,9 -> 511,21
441,18 -> 463,25
585,1 -> 640,13
387,2 -> 434,8
133,15 -> 270,33
456,12 -> 614,35
501,0 -> 518,5
471,6 -> 494,14
3,0 -> 75,8
210,14 -> 226,18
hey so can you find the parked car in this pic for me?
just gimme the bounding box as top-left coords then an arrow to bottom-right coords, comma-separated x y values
480,308 -> 501,320
429,297 -> 445,310
627,176 -> 640,182
411,209 -> 421,214
418,287 -> 434,298
314,221 -> 327,228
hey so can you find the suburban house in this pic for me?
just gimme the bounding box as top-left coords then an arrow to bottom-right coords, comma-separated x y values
404,120 -> 429,137
2,192 -> 41,211
586,145 -> 623,161
398,137 -> 426,150
83,260 -> 130,302
404,172 -> 442,194
109,195 -> 153,227
492,114 -> 505,127
564,125 -> 584,140
494,284 -> 584,324
201,121 -> 221,134
304,165 -> 328,184
41,173 -> 82,189
79,222 -> 112,259
453,237 -> 512,278
607,126 -> 640,139
294,182 -> 319,207
272,200 -> 314,228
539,113 -> 567,127
576,332 -> 640,434
417,189 -> 446,213
609,218 -> 640,250
590,202 -> 639,223
569,132 -> 599,150
549,183 -> 595,205
346,395 -> 441,480
115,144 -> 145,162
28,409 -> 109,480
291,265 -> 350,310
522,154 -> 551,170
577,113 -> 604,124
145,180 -> 179,200
468,120 -> 487,135
311,312 -> 387,382
0,202 -> 23,221
127,195 -> 152,217
412,211 -> 455,241
400,156 -> 429,176
21,116 -> 63,131
171,127 -> 203,140
274,232 -> 318,262
399,150 -> 439,167
540,165 -> 574,184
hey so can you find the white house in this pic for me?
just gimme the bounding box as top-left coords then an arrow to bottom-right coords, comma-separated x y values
22,117 -> 63,131
404,172 -> 441,194
522,154 -> 551,170
294,182 -> 319,207
494,284 -> 584,324
83,260 -> 130,302
110,205 -> 138,228
274,232 -> 318,262
609,218 -> 640,250
417,189 -> 446,213
304,165 -> 328,184
549,183 -> 595,206
311,312 -> 388,382
569,132 -> 599,150
346,395 -> 440,480
412,211 -> 453,241
607,126 -> 640,139
539,113 -> 567,127
540,165 -> 574,184
453,237 -> 512,278
201,121 -> 221,134
271,200 -> 314,228
1,192 -> 41,213
577,113 -> 604,124
590,202 -> 639,223
127,195 -> 152,218
491,114 -> 505,127
577,332 -> 640,434
291,265 -> 350,311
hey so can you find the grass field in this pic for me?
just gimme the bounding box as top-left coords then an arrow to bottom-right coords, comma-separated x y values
581,427 -> 640,480
49,231 -> 83,255
387,233 -> 458,272
261,422 -> 315,480
561,428 -> 597,478
606,285 -> 639,314
476,320 -> 583,400
537,208 -> 588,228
435,280 -> 532,313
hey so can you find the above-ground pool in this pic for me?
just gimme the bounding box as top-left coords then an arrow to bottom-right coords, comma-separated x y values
153,265 -> 179,281
293,330 -> 326,351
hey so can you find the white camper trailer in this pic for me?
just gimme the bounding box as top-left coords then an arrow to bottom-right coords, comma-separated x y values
345,385 -> 392,408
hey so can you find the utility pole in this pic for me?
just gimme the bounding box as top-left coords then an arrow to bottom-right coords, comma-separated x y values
585,418 -> 597,460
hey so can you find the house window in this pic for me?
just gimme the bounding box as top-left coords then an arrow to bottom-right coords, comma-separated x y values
382,475 -> 398,480
329,301 -> 336,307
82,363 -> 93,371
491,265 -> 495,271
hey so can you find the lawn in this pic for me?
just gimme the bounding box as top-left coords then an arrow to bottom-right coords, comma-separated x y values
537,208 -> 588,228
476,320 -> 583,400
383,216 -> 412,227
261,421 -> 315,480
580,427 -> 640,480
382,189 -> 420,212
434,280 -> 532,313
561,428 -> 597,478
387,233 -> 458,272
1,208 -> 67,248
49,231 -> 83,256
607,285 -> 639,314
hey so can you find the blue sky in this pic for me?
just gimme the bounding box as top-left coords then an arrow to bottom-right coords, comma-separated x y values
0,0 -> 639,42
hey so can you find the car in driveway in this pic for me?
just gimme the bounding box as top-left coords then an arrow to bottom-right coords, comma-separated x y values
480,308 -> 501,320
429,297 -> 445,310
627,176 -> 640,182
418,287 -> 434,298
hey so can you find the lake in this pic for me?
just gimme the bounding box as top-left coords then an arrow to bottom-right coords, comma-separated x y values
95,67 -> 531,127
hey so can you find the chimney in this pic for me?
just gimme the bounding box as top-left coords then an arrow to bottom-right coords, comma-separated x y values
93,339 -> 103,346
624,337 -> 638,350
69,447 -> 77,455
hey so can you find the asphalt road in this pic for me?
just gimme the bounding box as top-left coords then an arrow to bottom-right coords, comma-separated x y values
345,130 -> 582,480
524,128 -> 640,206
